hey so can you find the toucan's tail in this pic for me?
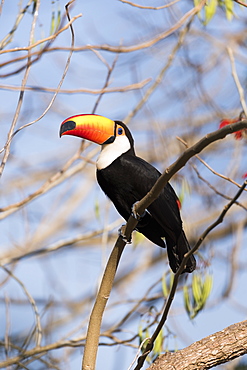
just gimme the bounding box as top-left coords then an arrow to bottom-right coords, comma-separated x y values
166,230 -> 196,274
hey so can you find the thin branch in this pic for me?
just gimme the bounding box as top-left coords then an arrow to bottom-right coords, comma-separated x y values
0,1 -> 206,61
8,0 -> 77,142
92,54 -> 119,114
191,162 -> 247,210
133,179 -> 247,369
132,120 -> 247,226
0,0 -> 33,50
0,13 -> 82,78
124,11 -> 197,124
0,78 -> 151,95
177,136 -> 247,191
0,0 -> 40,178
119,0 -> 181,10
0,337 -> 86,369
234,0 -> 247,7
1,219 -> 121,266
227,47 -> 247,116
0,147 -> 99,220
2,267 -> 42,348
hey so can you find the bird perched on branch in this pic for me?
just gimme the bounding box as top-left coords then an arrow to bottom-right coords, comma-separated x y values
60,114 -> 196,274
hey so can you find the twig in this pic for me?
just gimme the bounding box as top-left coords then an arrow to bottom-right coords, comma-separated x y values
234,0 -> 247,8
0,0 -> 33,50
0,13 -> 81,78
133,120 -> 247,221
2,266 -> 42,347
0,337 -> 86,369
227,47 -> 247,116
0,0 -> 40,178
189,161 -> 247,210
0,1 -> 206,60
0,147 -> 99,220
4,293 -> 10,358
0,79 -> 151,95
119,0 -> 180,10
128,338 -> 151,370
1,219 -> 121,266
124,17 -> 193,124
177,135 -> 246,191
92,54 -> 119,114
9,1 -> 77,142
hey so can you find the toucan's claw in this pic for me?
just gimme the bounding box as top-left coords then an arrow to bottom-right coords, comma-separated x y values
118,225 -> 132,244
131,202 -> 146,221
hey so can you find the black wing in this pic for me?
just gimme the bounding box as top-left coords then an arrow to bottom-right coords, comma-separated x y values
97,152 -> 196,273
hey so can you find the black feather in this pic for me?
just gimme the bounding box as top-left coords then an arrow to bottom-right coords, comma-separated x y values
97,149 -> 196,273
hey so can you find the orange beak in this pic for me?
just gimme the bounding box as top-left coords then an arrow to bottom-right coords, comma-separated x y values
59,114 -> 116,145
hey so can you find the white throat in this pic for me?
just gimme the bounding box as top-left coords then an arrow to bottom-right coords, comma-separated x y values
96,135 -> 131,170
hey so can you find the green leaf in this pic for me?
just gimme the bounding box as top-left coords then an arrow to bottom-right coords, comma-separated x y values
179,178 -> 191,206
183,285 -> 193,317
192,274 -> 203,307
225,0 -> 234,20
204,0 -> 218,25
162,274 -> 169,298
162,272 -> 173,298
57,7 -> 61,28
153,329 -> 163,356
201,274 -> 213,306
184,273 -> 213,319
133,231 -> 145,247
50,10 -> 55,35
94,198 -> 100,221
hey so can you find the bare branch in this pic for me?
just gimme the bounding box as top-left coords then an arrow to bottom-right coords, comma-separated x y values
147,320 -> 247,370
119,0 -> 181,10
0,147 -> 99,220
227,47 -> 247,116
0,79 -> 151,95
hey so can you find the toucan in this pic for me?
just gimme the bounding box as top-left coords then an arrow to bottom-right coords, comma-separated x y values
59,114 -> 196,273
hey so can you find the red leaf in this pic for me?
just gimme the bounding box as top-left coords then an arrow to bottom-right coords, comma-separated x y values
219,118 -> 243,140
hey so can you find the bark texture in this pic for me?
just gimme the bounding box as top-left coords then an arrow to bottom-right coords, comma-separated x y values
147,320 -> 247,370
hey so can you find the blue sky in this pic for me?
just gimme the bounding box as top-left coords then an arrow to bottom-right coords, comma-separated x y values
0,1 -> 247,369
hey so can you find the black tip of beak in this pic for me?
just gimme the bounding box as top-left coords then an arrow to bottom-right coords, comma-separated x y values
59,120 -> 76,137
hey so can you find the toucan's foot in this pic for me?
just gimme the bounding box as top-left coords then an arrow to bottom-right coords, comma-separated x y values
131,202 -> 146,221
118,225 -> 132,244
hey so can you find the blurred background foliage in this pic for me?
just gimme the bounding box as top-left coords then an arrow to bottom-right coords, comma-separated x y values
0,0 -> 246,369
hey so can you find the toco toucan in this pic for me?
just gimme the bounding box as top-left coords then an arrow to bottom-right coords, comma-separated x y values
59,114 -> 196,273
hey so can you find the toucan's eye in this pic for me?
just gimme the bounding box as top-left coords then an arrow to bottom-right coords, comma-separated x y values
118,127 -> 123,135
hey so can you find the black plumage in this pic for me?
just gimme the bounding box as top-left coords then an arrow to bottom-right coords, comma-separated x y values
97,122 -> 196,273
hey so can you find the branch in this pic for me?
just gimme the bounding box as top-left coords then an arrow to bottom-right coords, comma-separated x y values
147,320 -> 247,370
0,78 -> 151,95
134,120 -> 247,218
0,0 -> 40,179
81,120 -> 247,370
0,1 -> 77,179
0,0 -> 206,62
125,16 -> 193,124
0,147 -> 99,220
119,0 -> 180,10
133,179 -> 247,370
